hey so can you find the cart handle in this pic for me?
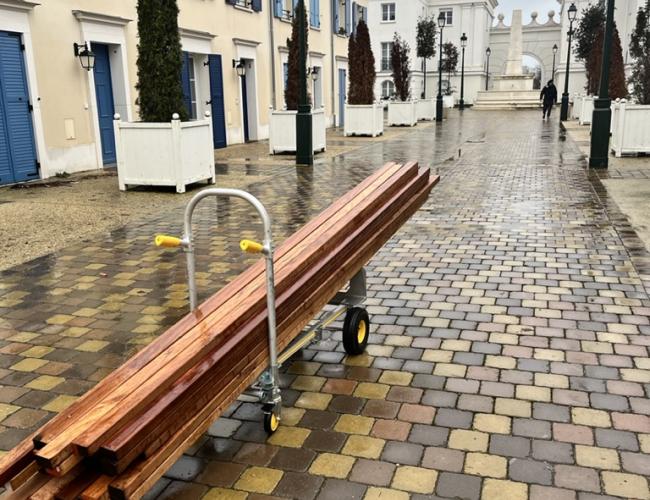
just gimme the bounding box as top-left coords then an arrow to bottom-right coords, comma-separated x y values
155,235 -> 183,248
240,239 -> 265,254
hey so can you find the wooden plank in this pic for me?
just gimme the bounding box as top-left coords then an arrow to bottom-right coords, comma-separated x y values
0,437 -> 35,485
98,164 -> 421,467
34,163 -> 407,468
109,172 -> 437,499
80,475 -> 112,500
30,162 -> 400,450
44,164 -> 415,465
7,460 -> 38,491
1,472 -> 49,500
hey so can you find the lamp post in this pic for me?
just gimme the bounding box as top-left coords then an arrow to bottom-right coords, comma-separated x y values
485,47 -> 491,91
436,12 -> 446,123
560,2 -> 578,121
296,0 -> 313,166
589,0 -> 615,169
459,33 -> 467,110
552,43 -> 558,82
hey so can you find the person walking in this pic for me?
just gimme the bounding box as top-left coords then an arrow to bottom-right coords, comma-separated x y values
540,80 -> 558,120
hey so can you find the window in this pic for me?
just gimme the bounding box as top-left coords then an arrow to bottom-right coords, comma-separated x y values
381,80 -> 395,99
188,56 -> 197,120
381,42 -> 393,71
381,3 -> 395,22
310,0 -> 320,27
228,0 -> 262,11
440,8 -> 453,25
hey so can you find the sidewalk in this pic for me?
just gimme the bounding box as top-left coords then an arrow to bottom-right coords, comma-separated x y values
0,110 -> 649,500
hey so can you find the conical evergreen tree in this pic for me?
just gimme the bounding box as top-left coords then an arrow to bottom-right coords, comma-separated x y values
136,0 -> 187,122
416,16 -> 436,99
348,20 -> 376,105
574,3 -> 606,92
441,42 -> 459,92
391,34 -> 411,102
630,0 -> 650,103
586,23 -> 627,98
284,2 -> 309,110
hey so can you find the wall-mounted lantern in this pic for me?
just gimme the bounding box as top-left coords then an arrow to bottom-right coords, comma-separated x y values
232,59 -> 246,77
309,66 -> 319,81
73,42 -> 96,71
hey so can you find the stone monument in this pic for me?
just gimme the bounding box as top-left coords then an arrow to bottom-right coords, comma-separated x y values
474,9 -> 540,109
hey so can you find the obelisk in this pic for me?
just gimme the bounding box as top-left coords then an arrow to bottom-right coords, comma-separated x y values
504,10 -> 524,76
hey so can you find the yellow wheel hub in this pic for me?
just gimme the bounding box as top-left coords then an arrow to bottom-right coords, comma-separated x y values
270,413 -> 279,432
357,321 -> 367,344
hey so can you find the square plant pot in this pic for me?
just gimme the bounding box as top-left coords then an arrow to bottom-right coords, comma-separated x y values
344,103 -> 384,137
269,108 -> 327,154
388,100 -> 417,127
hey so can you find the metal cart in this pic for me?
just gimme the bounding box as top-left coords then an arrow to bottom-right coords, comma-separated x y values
155,188 -> 370,434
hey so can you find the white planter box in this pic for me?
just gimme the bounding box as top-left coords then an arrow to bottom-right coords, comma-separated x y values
416,99 -> 435,121
579,96 -> 595,125
114,113 -> 215,194
388,101 -> 417,127
571,94 -> 584,120
611,100 -> 650,157
443,95 -> 456,109
269,108 -> 326,154
344,103 -> 384,137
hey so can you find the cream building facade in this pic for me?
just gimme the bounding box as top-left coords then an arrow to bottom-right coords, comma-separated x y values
0,0 -> 366,185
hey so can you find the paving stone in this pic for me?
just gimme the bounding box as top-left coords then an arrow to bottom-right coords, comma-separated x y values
509,458 -> 553,485
595,429 -> 640,451
408,424 -> 449,447
435,472 -> 481,500
532,440 -> 574,464
554,465 -> 601,493
349,459 -> 396,487
316,479 -> 366,500
512,418 -> 551,439
434,408 -> 473,429
381,441 -> 423,466
273,472 -> 324,500
489,435 -> 530,458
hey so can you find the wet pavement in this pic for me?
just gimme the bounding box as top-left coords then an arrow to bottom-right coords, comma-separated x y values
1,110 -> 650,499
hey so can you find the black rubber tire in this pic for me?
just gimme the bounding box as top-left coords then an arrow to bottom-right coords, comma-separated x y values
263,410 -> 280,434
342,307 -> 370,355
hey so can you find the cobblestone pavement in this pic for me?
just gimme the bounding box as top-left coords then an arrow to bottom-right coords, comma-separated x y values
1,111 -> 650,499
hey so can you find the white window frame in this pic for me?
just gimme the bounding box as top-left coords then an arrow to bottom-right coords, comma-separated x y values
381,80 -> 395,99
440,8 -> 453,26
381,3 -> 395,22
381,42 -> 393,71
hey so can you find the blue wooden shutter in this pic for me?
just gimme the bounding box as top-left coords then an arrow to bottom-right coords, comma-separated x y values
309,0 -> 319,27
332,0 -> 339,31
208,54 -> 227,148
251,0 -> 262,11
180,52 -> 192,118
362,6 -> 367,23
274,0 -> 283,16
345,0 -> 350,34
352,2 -> 357,34
0,31 -> 38,184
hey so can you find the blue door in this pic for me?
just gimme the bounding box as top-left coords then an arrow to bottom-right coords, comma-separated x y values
240,73 -> 249,142
0,31 -> 38,185
208,54 -> 227,149
338,69 -> 346,127
92,43 -> 116,165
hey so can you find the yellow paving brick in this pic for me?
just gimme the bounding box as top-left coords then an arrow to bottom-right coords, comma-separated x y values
485,355 -> 516,369
46,314 -> 74,325
0,403 -> 20,421
309,453 -> 355,478
489,333 -> 519,345
572,408 -> 612,428
364,487 -> 409,500
73,307 -> 100,318
335,414 -> 374,435
132,324 -> 161,335
575,445 -> 620,470
202,488 -> 248,500
440,339 -> 471,351
597,332 -> 629,344
19,346 -> 54,359
621,369 -> 650,383
392,466 -> 437,494
482,479 -> 528,500
433,363 -> 466,378
493,315 -> 519,325
534,373 -> 569,388
60,326 -> 90,338
286,361 -> 320,375
42,395 -> 78,413
342,435 -> 385,459
266,426 -> 310,448
366,345 -> 394,358
421,350 -> 453,363
636,358 -> 650,370
378,371 -> 413,386
25,375 -> 64,391
448,430 -> 489,452
7,332 -> 39,343
581,341 -> 614,354
494,398 -> 531,418
75,340 -> 109,352
290,375 -> 326,392
640,434 -> 650,454
534,349 -> 565,361
233,466 -> 283,494
423,317 -> 450,328
515,385 -> 551,402
10,358 -> 48,372
294,392 -> 332,411
279,407 -> 305,426
464,452 -> 507,478
344,353 -> 374,367
602,471 -> 650,499
473,414 -> 511,434
354,383 -> 390,400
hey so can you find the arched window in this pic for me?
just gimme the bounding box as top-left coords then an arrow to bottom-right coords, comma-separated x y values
381,80 -> 395,99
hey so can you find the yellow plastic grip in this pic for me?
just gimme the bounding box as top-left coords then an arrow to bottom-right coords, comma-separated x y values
155,235 -> 182,248
240,239 -> 264,254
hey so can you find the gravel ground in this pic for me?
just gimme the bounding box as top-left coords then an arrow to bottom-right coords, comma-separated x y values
0,170 -> 270,271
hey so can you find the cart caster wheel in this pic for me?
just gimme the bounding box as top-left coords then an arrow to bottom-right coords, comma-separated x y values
343,307 -> 370,356
263,410 -> 280,434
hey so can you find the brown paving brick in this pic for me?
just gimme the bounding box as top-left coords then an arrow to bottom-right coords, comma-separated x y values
321,378 -> 357,395
269,447 -> 317,472
370,419 -> 410,441
303,430 -> 347,453
397,404 -> 435,424
612,412 -> 650,433
316,478 -> 366,500
362,400 -> 400,419
421,447 -> 464,472
554,465 -> 601,493
234,443 -> 279,466
299,410 -> 339,430
553,423 -> 594,445
195,460 -> 246,487
386,386 -> 422,403
349,459 -> 395,487
273,471 -> 324,500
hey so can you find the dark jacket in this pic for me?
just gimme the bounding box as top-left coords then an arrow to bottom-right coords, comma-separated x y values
540,84 -> 558,104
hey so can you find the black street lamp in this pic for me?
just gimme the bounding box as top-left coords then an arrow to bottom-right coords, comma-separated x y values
552,43 -> 558,82
459,33 -> 467,111
73,42 -> 96,71
485,47 -> 491,91
560,2 -> 578,121
296,0 -> 313,166
436,12 -> 446,123
589,0 -> 615,169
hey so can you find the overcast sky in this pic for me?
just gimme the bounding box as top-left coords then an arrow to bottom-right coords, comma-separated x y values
494,0 -> 560,24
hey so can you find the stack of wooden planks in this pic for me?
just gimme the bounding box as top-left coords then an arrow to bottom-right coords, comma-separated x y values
0,162 -> 438,499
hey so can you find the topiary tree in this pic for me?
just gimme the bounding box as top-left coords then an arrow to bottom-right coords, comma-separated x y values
391,33 -> 411,101
347,20 -> 376,105
136,0 -> 187,122
416,16 -> 436,99
441,42 -> 459,94
284,1 -> 309,110
586,23 -> 627,98
574,3 -> 606,93
630,1 -> 650,104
